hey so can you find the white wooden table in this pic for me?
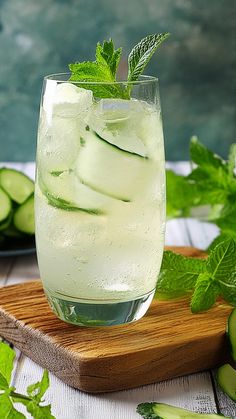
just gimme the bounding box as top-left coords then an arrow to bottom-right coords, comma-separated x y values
0,162 -> 235,419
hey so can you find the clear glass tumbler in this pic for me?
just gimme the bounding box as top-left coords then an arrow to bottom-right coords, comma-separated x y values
35,74 -> 166,326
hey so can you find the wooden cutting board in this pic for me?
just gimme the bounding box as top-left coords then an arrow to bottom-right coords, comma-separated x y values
0,247 -> 232,393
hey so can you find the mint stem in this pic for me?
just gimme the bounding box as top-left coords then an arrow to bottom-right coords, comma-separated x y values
10,391 -> 31,401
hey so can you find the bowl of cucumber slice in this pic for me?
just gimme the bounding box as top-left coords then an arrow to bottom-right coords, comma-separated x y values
0,168 -> 35,257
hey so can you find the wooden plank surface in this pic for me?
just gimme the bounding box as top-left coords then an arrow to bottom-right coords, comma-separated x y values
0,162 -> 235,418
0,247 -> 232,394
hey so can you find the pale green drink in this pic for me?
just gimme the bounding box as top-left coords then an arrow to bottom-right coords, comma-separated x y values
35,75 -> 166,326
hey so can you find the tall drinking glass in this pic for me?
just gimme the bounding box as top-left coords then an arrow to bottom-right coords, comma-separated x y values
35,74 -> 166,326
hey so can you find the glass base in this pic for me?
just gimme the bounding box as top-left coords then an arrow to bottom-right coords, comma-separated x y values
45,288 -> 155,327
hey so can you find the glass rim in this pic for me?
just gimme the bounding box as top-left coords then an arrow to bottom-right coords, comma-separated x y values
43,73 -> 158,85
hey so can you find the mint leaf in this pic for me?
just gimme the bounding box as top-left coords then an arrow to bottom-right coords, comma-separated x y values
27,370 -> 49,403
228,143 -> 236,177
215,204 -> 236,233
96,39 -> 122,78
190,136 -> 226,169
128,33 -> 170,82
0,342 -> 15,384
207,239 -> 236,281
166,170 -> 199,218
69,61 -> 113,82
156,251 -> 206,293
190,272 -> 219,313
0,371 -> 9,390
207,239 -> 236,305
26,402 -> 54,419
0,393 -> 25,419
69,61 -> 127,99
25,371 -> 55,419
0,343 -> 54,419
188,137 -> 229,205
219,271 -> 236,306
207,233 -> 233,252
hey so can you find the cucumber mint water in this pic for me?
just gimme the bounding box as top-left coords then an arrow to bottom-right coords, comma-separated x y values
35,74 -> 166,326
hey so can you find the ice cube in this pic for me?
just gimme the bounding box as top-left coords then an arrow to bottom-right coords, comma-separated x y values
91,98 -> 147,157
53,83 -> 93,118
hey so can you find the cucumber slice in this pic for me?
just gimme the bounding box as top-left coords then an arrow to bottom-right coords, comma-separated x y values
13,194 -> 35,234
3,224 -> 24,238
217,364 -> 236,402
137,402 -> 230,418
227,308 -> 236,361
0,212 -> 12,232
38,171 -> 105,215
0,168 -> 34,204
0,187 -> 12,223
77,130 -> 150,202
44,190 -> 102,215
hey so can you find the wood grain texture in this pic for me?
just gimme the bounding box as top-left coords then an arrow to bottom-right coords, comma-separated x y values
0,246 -> 232,394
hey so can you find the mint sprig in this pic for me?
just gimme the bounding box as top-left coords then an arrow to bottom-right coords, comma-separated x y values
69,33 -> 169,98
0,342 -> 54,419
156,239 -> 236,313
166,137 -> 236,240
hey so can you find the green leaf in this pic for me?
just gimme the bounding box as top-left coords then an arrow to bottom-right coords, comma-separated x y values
188,137 -> 230,206
215,204 -> 236,233
207,233 -> 233,252
0,393 -> 25,419
128,33 -> 170,82
96,39 -> 122,78
207,239 -> 236,281
69,61 -> 113,82
26,402 -> 55,419
0,371 -> 9,390
0,342 -> 15,385
219,271 -> 236,306
156,251 -> 206,293
69,61 -> 127,99
27,370 -> 49,403
190,273 -> 219,313
166,170 -> 199,219
228,143 -> 236,177
190,136 -> 226,169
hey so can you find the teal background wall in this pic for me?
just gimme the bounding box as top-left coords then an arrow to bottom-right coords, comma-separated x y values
0,0 -> 235,161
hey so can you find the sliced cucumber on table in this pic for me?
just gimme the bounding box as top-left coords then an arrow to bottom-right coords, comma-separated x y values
137,402 -> 231,418
0,168 -> 34,204
227,307 -> 236,361
217,363 -> 236,403
0,212 -> 12,232
0,186 -> 12,223
13,193 -> 35,234
3,224 -> 25,238
76,130 -> 150,202
216,308 -> 236,403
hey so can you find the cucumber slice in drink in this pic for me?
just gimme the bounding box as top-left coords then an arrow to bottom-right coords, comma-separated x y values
77,130 -> 150,202
0,168 -> 34,204
217,364 -> 236,402
13,194 -> 35,234
227,308 -> 236,361
0,187 -> 12,223
137,402 -> 230,418
39,172 -> 104,215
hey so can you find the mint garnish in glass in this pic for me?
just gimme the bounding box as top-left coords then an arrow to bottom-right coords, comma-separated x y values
69,33 -> 170,98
